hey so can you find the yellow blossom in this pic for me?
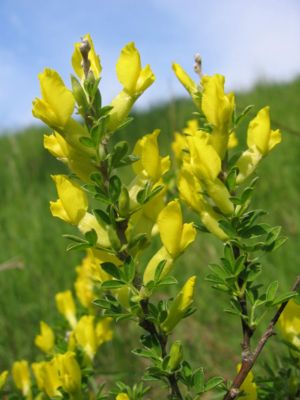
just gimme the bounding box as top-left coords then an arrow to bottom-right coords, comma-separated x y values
72,33 -> 102,80
0,370 -> 8,390
161,276 -> 197,333
157,200 -> 196,259
34,321 -> 55,354
44,132 -> 97,182
278,299 -> 300,349
247,106 -> 281,155
74,316 -> 112,360
236,364 -> 257,400
177,167 -> 228,241
12,360 -> 31,397
32,69 -> 74,129
50,175 -> 88,225
55,290 -> 77,328
78,212 -> 111,248
54,352 -> 81,395
107,42 -> 155,133
116,394 -> 130,400
143,246 -> 173,284
132,129 -> 170,183
187,135 -> 234,215
201,74 -> 235,158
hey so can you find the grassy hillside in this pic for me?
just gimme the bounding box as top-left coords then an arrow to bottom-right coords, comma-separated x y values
1,77 -> 300,382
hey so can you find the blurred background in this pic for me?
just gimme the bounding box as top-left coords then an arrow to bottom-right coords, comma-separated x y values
1,0 -> 300,386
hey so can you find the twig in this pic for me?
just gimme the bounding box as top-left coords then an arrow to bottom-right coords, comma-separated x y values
223,275 -> 300,400
0,257 -> 24,272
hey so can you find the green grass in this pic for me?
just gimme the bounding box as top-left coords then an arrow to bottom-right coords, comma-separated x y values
1,77 -> 300,387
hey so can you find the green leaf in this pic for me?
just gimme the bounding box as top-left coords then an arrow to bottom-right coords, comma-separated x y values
154,260 -> 167,282
85,229 -> 98,246
116,154 -> 140,168
66,242 -> 90,252
62,234 -> 87,243
193,368 -> 205,393
79,136 -> 95,148
123,258 -> 135,283
90,172 -> 104,187
234,104 -> 254,126
115,116 -> 134,131
93,209 -> 111,225
266,281 -> 279,302
101,280 -> 126,290
157,276 -> 178,287
111,141 -> 129,168
272,291 -> 297,306
204,376 -> 224,392
101,262 -> 121,279
109,175 -> 122,202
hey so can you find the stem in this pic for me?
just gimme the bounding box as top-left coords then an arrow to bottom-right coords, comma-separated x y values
232,246 -> 254,360
139,299 -> 183,399
223,275 -> 300,400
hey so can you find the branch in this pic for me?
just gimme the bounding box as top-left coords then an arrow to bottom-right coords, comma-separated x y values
223,275 -> 300,400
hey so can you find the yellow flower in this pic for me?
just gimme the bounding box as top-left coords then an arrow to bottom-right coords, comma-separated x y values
161,276 -> 197,333
55,290 -> 77,328
228,132 -> 238,149
116,394 -> 130,400
34,321 -> 55,354
143,246 -> 173,285
236,364 -> 257,400
278,299 -> 300,348
177,167 -> 228,241
74,316 -> 112,360
107,42 -> 155,133
132,130 -> 170,183
12,360 -> 31,397
201,74 -> 235,159
236,107 -> 281,183
0,370 -> 8,390
72,33 -> 102,80
44,132 -> 96,183
75,260 -> 94,309
50,175 -> 88,225
54,352 -> 81,395
188,135 -> 234,215
32,69 -> 75,129
172,63 -> 201,108
157,200 -> 196,259
247,107 -> 281,155
32,360 -> 62,398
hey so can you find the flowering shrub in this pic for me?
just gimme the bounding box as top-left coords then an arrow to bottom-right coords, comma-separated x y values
1,35 -> 299,399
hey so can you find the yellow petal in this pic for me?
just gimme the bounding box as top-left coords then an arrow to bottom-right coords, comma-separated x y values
116,42 -> 141,95
34,321 -> 55,354
172,63 -> 198,96
179,223 -> 196,253
0,370 -> 8,390
55,352 -> 81,395
12,360 -> 31,396
136,64 -> 155,93
247,106 -> 271,155
228,132 -> 238,149
268,129 -> 281,152
188,135 -> 221,182
36,68 -> 74,128
50,175 -> 88,225
55,291 -> 77,328
44,132 -> 69,159
74,315 -> 97,360
236,147 -> 263,184
157,200 -> 183,258
178,166 -> 203,212
278,299 -> 300,348
161,276 -> 196,333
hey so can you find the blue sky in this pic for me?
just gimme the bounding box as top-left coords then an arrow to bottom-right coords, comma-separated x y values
1,0 -> 300,130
